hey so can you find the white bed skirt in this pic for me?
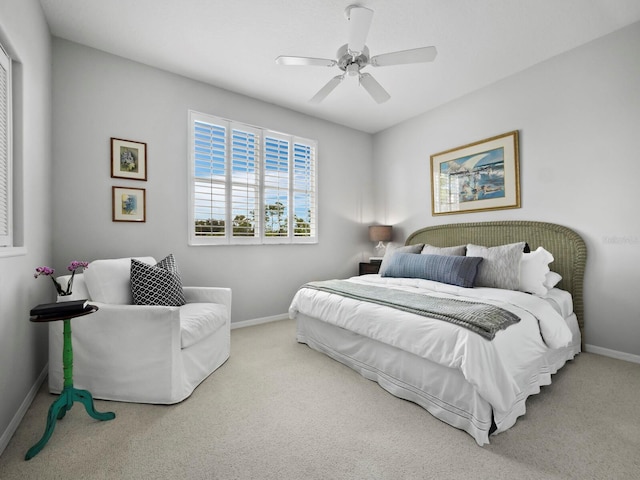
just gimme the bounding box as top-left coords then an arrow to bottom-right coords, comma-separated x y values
296,313 -> 580,445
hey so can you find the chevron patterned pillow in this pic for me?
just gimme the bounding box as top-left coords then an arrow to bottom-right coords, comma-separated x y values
130,254 -> 186,306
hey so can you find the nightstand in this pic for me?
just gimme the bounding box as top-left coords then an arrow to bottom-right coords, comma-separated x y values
359,261 -> 381,275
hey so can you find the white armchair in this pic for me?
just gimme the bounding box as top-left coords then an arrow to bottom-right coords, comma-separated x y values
49,257 -> 231,404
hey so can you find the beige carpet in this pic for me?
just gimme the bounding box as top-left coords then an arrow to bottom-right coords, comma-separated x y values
1,319 -> 639,480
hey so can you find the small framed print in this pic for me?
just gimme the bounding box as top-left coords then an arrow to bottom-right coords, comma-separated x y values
111,137 -> 147,181
112,186 -> 146,222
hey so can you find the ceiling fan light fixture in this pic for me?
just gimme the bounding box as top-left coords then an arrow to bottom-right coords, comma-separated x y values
346,63 -> 360,76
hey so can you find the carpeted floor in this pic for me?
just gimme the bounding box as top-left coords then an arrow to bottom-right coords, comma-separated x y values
0,319 -> 638,479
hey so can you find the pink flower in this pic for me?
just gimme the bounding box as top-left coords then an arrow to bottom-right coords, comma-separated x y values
34,261 -> 88,296
68,261 -> 89,272
34,266 -> 55,278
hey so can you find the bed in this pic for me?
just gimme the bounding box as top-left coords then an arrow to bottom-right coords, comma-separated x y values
289,221 -> 586,445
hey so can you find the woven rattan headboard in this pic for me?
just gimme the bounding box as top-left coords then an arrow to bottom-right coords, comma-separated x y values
405,221 -> 587,336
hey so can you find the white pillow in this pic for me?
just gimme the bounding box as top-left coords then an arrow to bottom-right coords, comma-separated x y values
544,271 -> 562,289
519,247 -> 554,296
84,256 -> 155,304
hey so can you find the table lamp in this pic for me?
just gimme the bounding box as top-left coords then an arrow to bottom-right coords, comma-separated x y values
369,225 -> 392,261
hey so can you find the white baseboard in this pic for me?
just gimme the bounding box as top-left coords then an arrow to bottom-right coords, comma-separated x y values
0,364 -> 48,457
231,313 -> 289,330
585,344 -> 640,364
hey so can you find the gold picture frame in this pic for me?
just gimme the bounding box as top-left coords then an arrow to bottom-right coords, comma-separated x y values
430,130 -> 520,216
111,137 -> 147,181
112,186 -> 146,222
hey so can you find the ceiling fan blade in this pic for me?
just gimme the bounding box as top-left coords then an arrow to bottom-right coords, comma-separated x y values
276,56 -> 337,67
309,75 -> 344,104
359,73 -> 390,104
370,46 -> 438,67
346,5 -> 373,54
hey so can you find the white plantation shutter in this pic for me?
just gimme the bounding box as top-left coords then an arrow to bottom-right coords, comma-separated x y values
189,110 -> 317,245
293,141 -> 316,239
193,119 -> 226,237
230,126 -> 260,239
264,135 -> 289,238
0,44 -> 11,247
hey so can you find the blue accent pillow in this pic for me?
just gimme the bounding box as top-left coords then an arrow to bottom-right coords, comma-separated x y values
379,244 -> 424,276
381,253 -> 483,288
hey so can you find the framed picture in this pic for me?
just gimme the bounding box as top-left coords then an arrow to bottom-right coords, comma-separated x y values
430,130 -> 520,216
112,186 -> 146,222
111,137 -> 147,181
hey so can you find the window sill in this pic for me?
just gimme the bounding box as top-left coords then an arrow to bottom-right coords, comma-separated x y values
0,246 -> 27,258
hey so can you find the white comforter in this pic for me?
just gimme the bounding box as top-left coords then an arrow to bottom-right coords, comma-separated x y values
289,275 -> 575,430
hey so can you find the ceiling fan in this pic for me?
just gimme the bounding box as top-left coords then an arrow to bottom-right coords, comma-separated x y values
275,4 -> 437,104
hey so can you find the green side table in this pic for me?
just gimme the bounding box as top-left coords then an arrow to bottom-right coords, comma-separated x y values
25,305 -> 115,460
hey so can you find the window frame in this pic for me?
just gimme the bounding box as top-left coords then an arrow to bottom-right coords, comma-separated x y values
0,42 -> 13,248
188,110 -> 318,246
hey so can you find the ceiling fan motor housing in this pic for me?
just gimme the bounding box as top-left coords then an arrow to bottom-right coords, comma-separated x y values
337,44 -> 369,74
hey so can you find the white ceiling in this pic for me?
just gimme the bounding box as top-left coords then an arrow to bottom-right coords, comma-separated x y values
39,0 -> 640,133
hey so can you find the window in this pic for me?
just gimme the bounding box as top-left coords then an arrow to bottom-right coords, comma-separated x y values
0,43 -> 12,247
189,111 -> 317,245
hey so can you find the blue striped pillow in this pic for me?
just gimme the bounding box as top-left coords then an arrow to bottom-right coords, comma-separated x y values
381,253 -> 483,288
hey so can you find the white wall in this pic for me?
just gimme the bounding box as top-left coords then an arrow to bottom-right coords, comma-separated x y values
0,0 -> 53,452
373,22 -> 640,358
51,39 -> 374,324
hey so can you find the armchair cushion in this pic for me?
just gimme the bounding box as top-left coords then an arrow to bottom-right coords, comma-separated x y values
180,303 -> 227,348
131,254 -> 186,306
84,256 -> 155,304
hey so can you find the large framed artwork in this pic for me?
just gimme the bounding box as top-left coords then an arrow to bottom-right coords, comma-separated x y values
111,137 -> 147,181
430,130 -> 520,216
112,186 -> 146,222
